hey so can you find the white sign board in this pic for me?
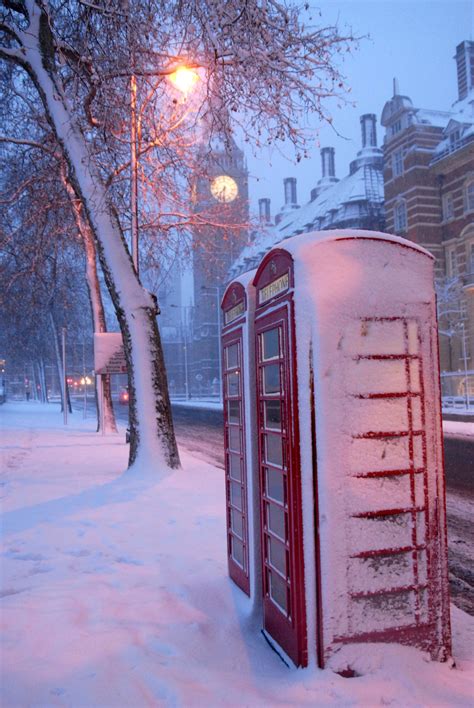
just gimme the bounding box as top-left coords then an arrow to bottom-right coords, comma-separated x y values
94,333 -> 127,374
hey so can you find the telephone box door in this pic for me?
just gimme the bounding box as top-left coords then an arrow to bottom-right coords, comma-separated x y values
254,252 -> 307,667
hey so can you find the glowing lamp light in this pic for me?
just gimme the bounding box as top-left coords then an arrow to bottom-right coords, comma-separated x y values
168,66 -> 199,95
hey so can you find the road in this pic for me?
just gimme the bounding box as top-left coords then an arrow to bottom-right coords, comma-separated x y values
113,401 -> 473,615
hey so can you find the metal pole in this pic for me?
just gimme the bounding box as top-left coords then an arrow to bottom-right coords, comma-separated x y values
83,340 -> 87,419
216,287 -> 223,404
130,71 -> 139,275
62,327 -> 67,425
184,314 -> 190,399
461,322 -> 470,410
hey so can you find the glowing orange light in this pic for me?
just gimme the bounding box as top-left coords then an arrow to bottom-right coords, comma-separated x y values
168,66 -> 199,95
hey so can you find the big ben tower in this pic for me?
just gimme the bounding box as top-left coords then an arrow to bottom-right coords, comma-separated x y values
190,136 -> 249,394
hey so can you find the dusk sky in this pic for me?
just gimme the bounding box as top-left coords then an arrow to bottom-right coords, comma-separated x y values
247,0 -> 473,215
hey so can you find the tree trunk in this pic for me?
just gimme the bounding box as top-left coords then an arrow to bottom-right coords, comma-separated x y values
62,169 -> 118,434
17,1 -> 179,471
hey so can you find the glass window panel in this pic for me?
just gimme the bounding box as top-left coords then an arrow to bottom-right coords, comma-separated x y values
267,536 -> 286,576
231,509 -> 243,539
226,343 -> 239,370
229,425 -> 241,452
230,481 -> 243,511
229,454 -> 242,481
409,360 -> 421,392
231,537 -> 245,569
267,503 -> 285,540
262,328 -> 280,361
265,400 -> 281,430
263,364 -> 280,394
411,396 -> 422,430
227,371 -> 240,397
266,434 -> 283,467
266,468 -> 285,503
228,400 -> 240,423
269,570 -> 288,614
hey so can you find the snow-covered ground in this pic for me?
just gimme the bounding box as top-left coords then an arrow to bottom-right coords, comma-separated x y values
1,402 -> 473,707
443,419 -> 474,438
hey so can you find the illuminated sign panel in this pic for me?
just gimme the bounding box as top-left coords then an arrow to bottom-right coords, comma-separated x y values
225,301 -> 245,325
258,273 -> 289,305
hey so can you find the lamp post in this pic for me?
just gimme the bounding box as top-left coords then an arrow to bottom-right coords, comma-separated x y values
460,322 -> 470,410
170,304 -> 192,399
129,65 -> 199,275
201,285 -> 223,404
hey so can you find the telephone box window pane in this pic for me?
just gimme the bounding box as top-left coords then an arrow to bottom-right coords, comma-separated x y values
262,328 -> 280,361
231,537 -> 245,568
269,570 -> 288,614
226,343 -> 238,370
229,425 -> 241,452
267,502 -> 285,540
266,434 -> 283,467
231,509 -> 243,539
266,468 -> 284,503
229,454 -> 242,481
227,371 -> 240,396
228,400 -> 240,423
265,400 -> 281,430
263,364 -> 280,394
230,481 -> 243,511
268,536 -> 286,576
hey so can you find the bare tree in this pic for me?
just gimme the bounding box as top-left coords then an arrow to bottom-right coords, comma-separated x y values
1,0 -> 355,473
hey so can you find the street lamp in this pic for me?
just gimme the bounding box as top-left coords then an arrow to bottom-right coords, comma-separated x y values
170,304 -> 192,400
129,64 -> 200,275
201,285 -> 223,404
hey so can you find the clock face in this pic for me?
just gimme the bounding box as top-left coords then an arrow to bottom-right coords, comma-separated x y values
210,175 -> 238,203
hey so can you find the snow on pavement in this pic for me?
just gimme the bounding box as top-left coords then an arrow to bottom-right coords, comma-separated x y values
443,419 -> 474,438
1,402 -> 473,706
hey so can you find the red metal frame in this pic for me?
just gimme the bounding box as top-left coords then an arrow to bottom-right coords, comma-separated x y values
221,283 -> 250,596
253,252 -> 308,668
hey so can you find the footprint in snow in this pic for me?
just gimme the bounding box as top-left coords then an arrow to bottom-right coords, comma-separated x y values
12,552 -> 45,561
114,556 -> 143,566
0,587 -> 29,598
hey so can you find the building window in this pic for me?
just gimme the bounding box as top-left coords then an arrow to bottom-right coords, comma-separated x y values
392,149 -> 404,177
391,119 -> 402,136
468,242 -> 474,276
447,247 -> 458,277
443,193 -> 454,221
465,180 -> 474,213
449,129 -> 461,149
394,201 -> 407,232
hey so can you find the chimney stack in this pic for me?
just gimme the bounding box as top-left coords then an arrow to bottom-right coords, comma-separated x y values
258,198 -> 271,224
283,177 -> 297,206
321,147 -> 336,179
360,114 -> 377,148
455,40 -> 474,101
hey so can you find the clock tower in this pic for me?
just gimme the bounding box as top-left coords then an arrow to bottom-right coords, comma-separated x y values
190,136 -> 249,395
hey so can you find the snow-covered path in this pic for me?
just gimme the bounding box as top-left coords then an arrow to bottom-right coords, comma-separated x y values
1,402 -> 473,706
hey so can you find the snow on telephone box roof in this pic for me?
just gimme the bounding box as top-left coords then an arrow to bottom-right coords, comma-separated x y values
250,229 -> 450,669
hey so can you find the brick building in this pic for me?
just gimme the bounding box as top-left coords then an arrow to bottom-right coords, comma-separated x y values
381,40 -> 474,387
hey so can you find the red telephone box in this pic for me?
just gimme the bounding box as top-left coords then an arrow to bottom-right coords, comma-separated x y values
253,251 -> 307,667
249,230 -> 451,670
221,276 -> 261,604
